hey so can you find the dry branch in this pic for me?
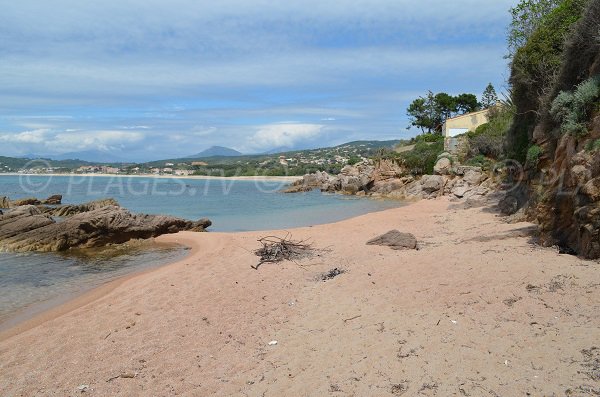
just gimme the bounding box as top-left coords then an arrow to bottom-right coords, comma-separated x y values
252,233 -> 313,269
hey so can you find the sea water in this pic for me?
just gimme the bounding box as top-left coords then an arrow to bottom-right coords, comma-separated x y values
0,174 -> 401,325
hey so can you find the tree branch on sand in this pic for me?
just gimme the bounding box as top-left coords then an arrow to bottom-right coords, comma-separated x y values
252,233 -> 314,270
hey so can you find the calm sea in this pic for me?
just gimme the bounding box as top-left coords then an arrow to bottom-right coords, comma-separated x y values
0,174 -> 401,326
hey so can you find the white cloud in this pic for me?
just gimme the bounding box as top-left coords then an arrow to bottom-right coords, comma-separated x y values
0,129 -> 144,153
0,129 -> 49,144
248,123 -> 323,151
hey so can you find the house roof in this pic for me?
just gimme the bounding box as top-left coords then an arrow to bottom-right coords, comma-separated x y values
444,108 -> 489,122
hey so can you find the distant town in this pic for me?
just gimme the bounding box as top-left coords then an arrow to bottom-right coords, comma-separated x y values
0,140 -> 400,177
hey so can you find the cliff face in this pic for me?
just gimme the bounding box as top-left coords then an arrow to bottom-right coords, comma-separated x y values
524,1 -> 600,257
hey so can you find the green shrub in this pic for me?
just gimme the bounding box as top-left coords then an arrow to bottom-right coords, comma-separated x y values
465,154 -> 493,170
397,141 -> 444,175
413,133 -> 444,144
585,138 -> 600,152
466,105 -> 513,159
550,75 -> 600,135
347,156 -> 361,166
506,0 -> 586,162
526,144 -> 542,167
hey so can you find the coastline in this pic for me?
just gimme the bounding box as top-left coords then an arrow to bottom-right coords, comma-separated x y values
0,241 -> 190,340
1,197 -> 599,395
0,172 -> 302,182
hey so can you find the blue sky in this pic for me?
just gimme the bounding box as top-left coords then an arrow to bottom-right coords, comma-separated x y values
0,0 -> 515,162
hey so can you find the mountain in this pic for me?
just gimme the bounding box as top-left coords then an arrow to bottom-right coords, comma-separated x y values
190,146 -> 242,157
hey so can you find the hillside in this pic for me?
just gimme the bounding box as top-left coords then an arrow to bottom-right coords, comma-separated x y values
0,140 -> 401,176
505,0 -> 600,258
0,156 -> 92,173
139,140 -> 401,176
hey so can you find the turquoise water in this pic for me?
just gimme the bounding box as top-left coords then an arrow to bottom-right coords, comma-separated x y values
0,175 -> 401,325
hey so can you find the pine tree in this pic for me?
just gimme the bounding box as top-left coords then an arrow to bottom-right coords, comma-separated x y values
481,83 -> 498,108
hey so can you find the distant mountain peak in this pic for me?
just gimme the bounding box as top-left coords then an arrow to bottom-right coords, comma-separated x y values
192,146 -> 242,157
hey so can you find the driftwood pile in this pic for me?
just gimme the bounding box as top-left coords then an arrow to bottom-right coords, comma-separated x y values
252,234 -> 313,270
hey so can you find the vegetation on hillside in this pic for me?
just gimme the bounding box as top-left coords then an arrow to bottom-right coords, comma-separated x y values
506,0 -> 587,162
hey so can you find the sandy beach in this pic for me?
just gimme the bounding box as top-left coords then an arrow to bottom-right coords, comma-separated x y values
1,197 -> 599,396
0,173 -> 302,182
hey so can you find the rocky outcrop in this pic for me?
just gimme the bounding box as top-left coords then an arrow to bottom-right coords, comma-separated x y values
0,200 -> 211,253
283,160 -> 495,202
42,198 -> 119,217
11,197 -> 41,207
366,230 -> 417,250
517,3 -> 600,258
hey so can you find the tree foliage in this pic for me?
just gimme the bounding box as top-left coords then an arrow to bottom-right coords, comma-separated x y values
507,0 -> 562,59
406,91 -> 481,134
481,83 -> 498,108
506,0 -> 587,162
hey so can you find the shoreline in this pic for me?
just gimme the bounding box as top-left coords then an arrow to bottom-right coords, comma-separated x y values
2,197 -> 599,395
0,202 -> 398,341
0,172 -> 302,182
0,241 -> 189,340
0,235 -> 200,342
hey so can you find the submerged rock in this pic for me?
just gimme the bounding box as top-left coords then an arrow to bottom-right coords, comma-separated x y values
11,197 -> 41,207
41,194 -> 62,205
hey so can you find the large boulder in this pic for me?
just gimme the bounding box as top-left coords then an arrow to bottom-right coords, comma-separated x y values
421,175 -> 445,194
433,157 -> 452,175
366,230 -> 417,250
463,169 -> 485,186
0,204 -> 212,252
341,176 -> 361,194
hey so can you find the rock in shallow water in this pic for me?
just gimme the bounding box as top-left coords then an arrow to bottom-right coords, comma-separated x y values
0,202 -> 211,252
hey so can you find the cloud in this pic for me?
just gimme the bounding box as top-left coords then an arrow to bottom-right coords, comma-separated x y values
248,123 -> 324,151
0,129 -> 144,154
0,0 -> 515,160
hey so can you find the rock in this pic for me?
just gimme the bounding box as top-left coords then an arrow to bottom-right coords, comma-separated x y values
454,165 -> 482,176
43,198 -> 120,217
11,197 -> 41,207
0,204 -> 212,252
580,177 -> 600,201
433,157 -> 452,175
341,176 -> 361,194
366,230 -> 417,250
451,184 -> 471,199
0,206 -> 54,239
282,184 -> 314,193
0,196 -> 10,208
421,175 -> 445,194
499,195 -> 519,215
340,165 -> 359,176
188,218 -> 212,232
463,169 -> 485,185
41,194 -> 62,205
